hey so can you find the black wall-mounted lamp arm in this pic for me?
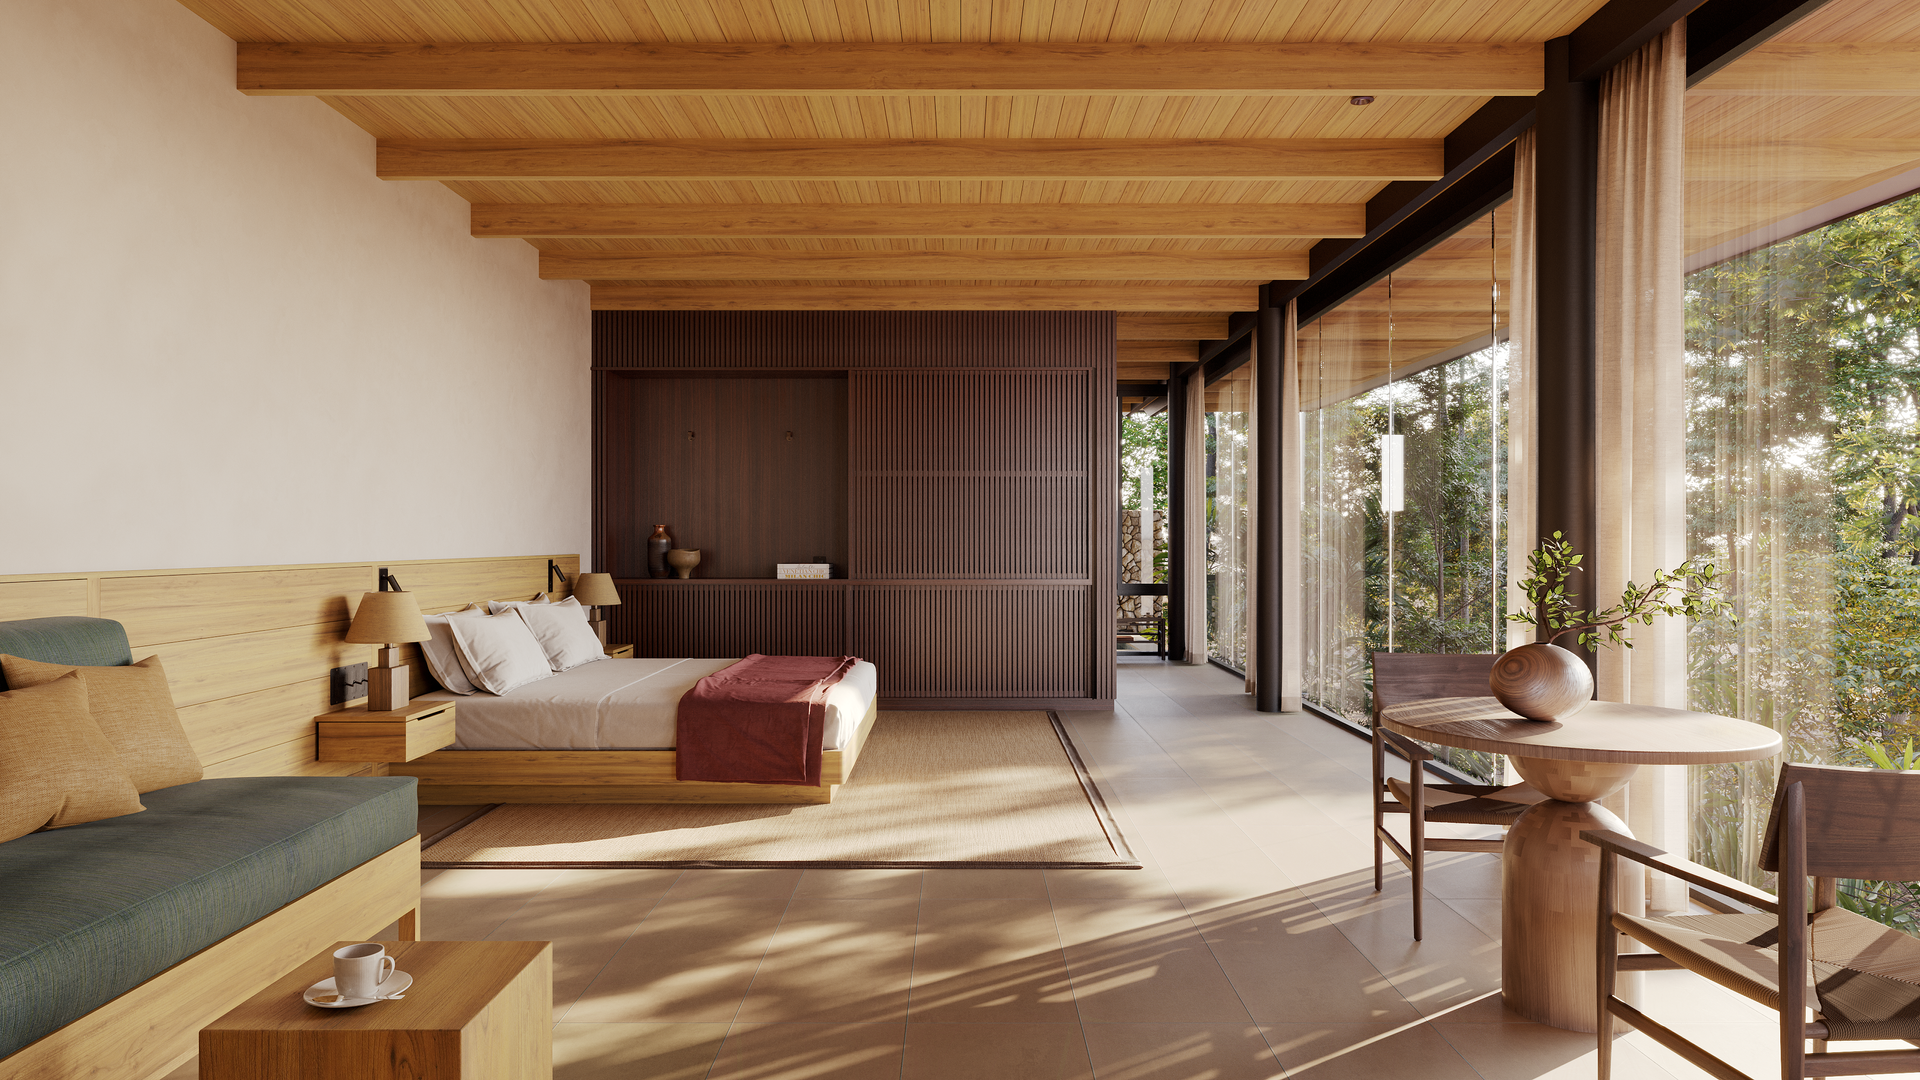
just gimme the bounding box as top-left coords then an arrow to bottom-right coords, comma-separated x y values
377,567 -> 404,592
548,559 -> 570,593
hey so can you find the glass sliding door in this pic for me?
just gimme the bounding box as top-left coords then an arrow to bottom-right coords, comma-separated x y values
1300,204 -> 1510,781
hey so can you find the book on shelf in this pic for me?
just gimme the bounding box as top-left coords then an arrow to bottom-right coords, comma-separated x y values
776,563 -> 831,579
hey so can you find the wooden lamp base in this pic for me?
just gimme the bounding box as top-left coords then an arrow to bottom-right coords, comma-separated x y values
368,646 -> 410,712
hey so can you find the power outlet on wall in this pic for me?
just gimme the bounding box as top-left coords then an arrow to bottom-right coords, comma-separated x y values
330,663 -> 368,706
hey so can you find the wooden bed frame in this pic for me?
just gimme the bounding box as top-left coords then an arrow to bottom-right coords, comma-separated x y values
0,837 -> 420,1080
390,697 -> 879,805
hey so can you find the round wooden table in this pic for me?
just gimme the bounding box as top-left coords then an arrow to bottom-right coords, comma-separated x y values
1378,695 -> 1781,1032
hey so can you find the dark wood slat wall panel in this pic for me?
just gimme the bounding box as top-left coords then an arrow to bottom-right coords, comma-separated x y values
853,586 -> 1090,698
594,310 -> 1117,706
852,476 -> 1090,579
850,370 -> 1090,474
595,311 -> 1110,370
604,374 -> 848,579
851,370 -> 1090,579
613,582 -> 846,658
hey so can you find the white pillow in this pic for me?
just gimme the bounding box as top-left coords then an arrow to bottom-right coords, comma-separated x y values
444,611 -> 555,695
517,602 -> 608,672
418,606 -> 486,695
487,593 -> 552,615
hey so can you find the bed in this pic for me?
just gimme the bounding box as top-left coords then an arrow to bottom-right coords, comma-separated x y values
389,657 -> 880,805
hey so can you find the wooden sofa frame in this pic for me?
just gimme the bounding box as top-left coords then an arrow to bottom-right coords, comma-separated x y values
393,698 -> 879,805
0,836 -> 422,1080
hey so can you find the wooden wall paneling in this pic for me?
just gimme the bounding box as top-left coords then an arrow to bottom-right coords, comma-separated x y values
0,577 -> 89,621
382,554 -> 576,615
100,566 -> 367,648
154,620 -> 365,710
852,584 -> 1090,698
177,677 -> 337,767
613,581 -> 847,658
604,374 -> 848,580
201,736 -> 375,780
850,369 -> 1091,580
594,311 -> 1113,370
592,310 -> 1111,704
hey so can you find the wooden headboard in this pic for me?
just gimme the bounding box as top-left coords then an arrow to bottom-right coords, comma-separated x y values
0,555 -> 580,778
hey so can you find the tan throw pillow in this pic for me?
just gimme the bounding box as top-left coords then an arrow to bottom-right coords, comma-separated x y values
1,654 -> 204,792
0,672 -> 145,842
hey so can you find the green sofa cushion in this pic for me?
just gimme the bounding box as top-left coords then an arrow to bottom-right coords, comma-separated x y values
0,775 -> 417,1059
0,617 -> 132,690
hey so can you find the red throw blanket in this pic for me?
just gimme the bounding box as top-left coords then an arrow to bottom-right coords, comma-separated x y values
675,654 -> 859,785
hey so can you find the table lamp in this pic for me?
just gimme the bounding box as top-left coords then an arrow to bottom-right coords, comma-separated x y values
572,572 -> 622,644
344,572 -> 431,711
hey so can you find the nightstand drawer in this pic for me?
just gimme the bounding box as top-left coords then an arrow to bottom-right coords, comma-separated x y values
604,643 -> 634,659
316,702 -> 456,763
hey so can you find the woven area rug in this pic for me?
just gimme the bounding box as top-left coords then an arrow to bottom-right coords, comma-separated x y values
421,711 -> 1139,869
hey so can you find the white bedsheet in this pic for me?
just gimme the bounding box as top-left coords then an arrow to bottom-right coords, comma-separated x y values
419,657 -> 878,751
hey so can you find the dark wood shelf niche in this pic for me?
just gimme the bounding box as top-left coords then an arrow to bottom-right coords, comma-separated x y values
603,373 -> 848,581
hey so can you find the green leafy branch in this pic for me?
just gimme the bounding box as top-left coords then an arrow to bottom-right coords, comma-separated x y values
1507,531 -> 1737,651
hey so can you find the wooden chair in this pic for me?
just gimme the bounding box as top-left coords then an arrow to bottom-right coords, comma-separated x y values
1586,762 -> 1920,1080
1371,652 -> 1535,940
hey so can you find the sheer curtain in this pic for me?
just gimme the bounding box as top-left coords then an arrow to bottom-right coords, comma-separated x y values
1182,365 -> 1208,664
1596,20 -> 1688,911
1507,128 -> 1539,650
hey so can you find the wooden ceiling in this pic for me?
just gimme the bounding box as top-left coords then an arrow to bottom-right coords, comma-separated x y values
175,0 -> 1611,380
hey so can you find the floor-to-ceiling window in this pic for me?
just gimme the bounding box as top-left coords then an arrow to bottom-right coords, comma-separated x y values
1301,204 -> 1511,780
1682,0 -> 1920,928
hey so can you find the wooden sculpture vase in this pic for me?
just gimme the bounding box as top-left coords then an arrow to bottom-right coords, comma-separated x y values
1489,642 -> 1593,720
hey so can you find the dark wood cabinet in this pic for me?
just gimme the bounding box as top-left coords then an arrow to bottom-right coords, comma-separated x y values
594,311 -> 1116,708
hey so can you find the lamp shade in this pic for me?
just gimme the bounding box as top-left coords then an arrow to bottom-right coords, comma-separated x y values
344,591 -> 431,644
572,573 -> 622,607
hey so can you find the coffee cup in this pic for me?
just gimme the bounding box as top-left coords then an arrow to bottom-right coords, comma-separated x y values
333,943 -> 396,1001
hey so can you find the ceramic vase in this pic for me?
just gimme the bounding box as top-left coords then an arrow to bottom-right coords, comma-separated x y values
666,549 -> 702,579
1489,642 -> 1593,721
647,525 -> 672,579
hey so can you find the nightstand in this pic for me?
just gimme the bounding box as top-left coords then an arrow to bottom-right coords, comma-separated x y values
315,701 -> 456,762
604,643 -> 634,659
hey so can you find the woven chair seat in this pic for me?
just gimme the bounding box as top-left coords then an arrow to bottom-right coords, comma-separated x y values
1617,907 -> 1920,1042
1386,778 -> 1536,826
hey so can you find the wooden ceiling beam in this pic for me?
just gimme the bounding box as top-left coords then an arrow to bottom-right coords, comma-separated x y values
1118,341 -> 1199,365
471,202 -> 1366,239
239,41 -> 1544,97
1117,315 -> 1230,339
379,138 -> 1443,182
1119,362 -> 1175,380
590,284 -> 1257,311
541,249 -> 1307,280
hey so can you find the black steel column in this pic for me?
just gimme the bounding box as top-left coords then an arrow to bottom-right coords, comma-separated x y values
1167,366 -> 1192,662
1255,306 -> 1283,711
1534,36 -> 1600,669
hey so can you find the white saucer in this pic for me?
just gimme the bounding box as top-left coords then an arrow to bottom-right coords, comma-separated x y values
303,970 -> 413,1009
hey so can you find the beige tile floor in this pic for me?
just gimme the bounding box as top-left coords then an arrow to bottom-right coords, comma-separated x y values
164,661 -> 1909,1079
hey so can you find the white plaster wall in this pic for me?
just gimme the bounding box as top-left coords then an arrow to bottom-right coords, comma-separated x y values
0,0 -> 592,574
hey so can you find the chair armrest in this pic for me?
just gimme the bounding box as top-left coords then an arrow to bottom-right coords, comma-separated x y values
1376,727 -> 1433,763
1580,828 -> 1779,913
